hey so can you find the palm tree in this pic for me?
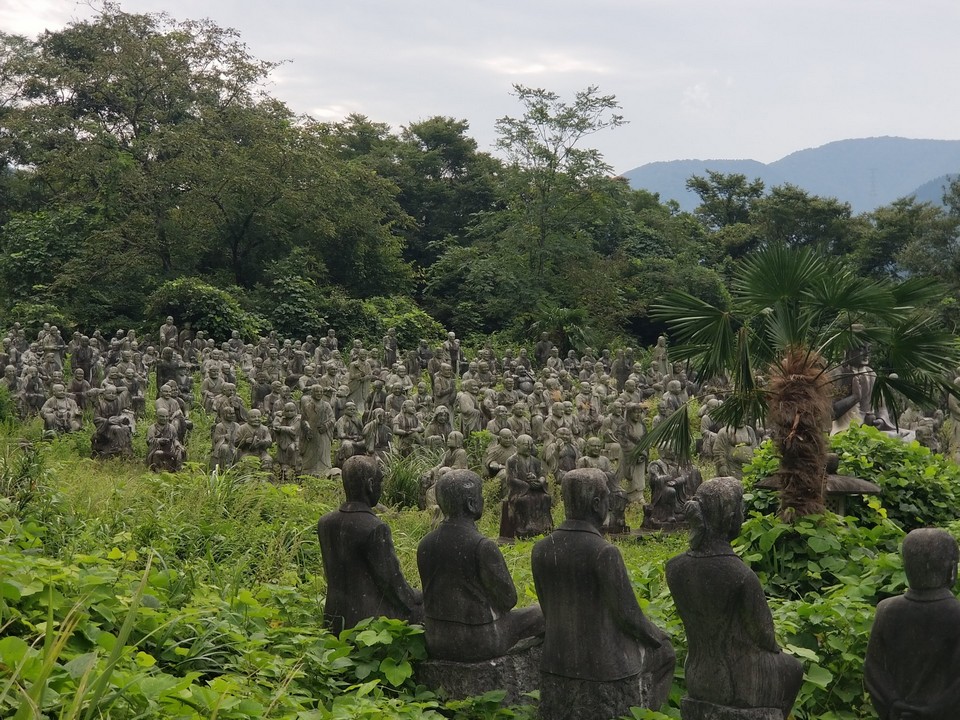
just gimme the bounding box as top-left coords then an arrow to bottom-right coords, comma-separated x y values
644,244 -> 960,520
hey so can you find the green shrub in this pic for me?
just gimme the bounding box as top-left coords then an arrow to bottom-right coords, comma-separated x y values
381,445 -> 442,509
360,296 -> 446,351
145,277 -> 263,341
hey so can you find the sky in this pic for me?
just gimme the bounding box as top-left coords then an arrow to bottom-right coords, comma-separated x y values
3,0 -> 959,174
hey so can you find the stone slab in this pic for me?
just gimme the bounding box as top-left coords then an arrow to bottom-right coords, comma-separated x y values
416,640 -> 541,706
681,697 -> 783,720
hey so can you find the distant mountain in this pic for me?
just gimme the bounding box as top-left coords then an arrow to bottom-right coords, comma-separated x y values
908,174 -> 958,206
621,137 -> 960,214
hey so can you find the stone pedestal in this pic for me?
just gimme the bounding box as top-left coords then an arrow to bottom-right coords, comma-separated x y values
416,639 -> 541,706
681,697 -> 782,720
539,670 -> 663,720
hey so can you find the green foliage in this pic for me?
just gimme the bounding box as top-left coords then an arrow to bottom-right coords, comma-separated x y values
6,301 -> 73,336
744,426 -> 960,531
145,278 -> 262,340
381,445 -> 442,509
360,296 -> 446,351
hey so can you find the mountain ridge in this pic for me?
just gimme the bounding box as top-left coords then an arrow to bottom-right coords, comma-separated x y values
621,137 -> 960,213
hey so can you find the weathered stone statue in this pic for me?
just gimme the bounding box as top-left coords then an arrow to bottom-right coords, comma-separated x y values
392,399 -> 423,457
544,427 -> 579,485
210,406 -> 240,470
236,408 -> 274,469
433,363 -> 457,412
456,379 -> 483,436
484,427 -> 517,486
421,431 -> 469,517
300,384 -> 335,476
382,327 -> 399,367
500,434 -> 553,541
334,401 -> 365,465
417,469 -> 544,661
534,332 -> 554,369
577,437 -> 629,534
713,424 -> 759,479
146,407 -> 186,472
532,468 -> 676,719
666,477 -> 802,720
617,403 -> 648,502
362,407 -> 392,460
41,383 -> 82,434
91,385 -> 134,459
316,455 -> 424,633
272,402 -> 302,482
865,528 -> 960,720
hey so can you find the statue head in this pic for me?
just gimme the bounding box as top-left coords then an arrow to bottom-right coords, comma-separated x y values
220,406 -> 236,423
52,383 -> 66,399
626,402 -> 643,421
580,381 -> 592,394
282,401 -> 298,419
156,407 -> 169,426
337,384 -> 350,398
562,401 -> 574,416
624,379 -> 637,393
516,433 -> 534,456
495,405 -> 508,419
222,383 -> 236,397
684,477 -> 744,552
512,402 -> 526,417
248,409 -> 262,427
166,316 -> 174,325
342,454 -> 382,507
103,385 -> 118,402
446,430 -> 464,449
434,405 -> 449,423
504,375 -> 515,389
310,384 -> 323,399
73,368 -> 84,381
551,403 -> 563,418
159,383 -> 172,399
437,469 -> 483,521
557,427 -> 573,444
902,528 -> 959,591
562,468 -> 609,528
667,380 -> 681,395
585,436 -> 602,457
498,428 -> 516,447
417,382 -> 428,395
402,399 -> 416,415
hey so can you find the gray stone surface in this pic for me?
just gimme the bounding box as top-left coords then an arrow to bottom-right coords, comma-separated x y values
681,697 -> 782,720
417,640 -> 541,705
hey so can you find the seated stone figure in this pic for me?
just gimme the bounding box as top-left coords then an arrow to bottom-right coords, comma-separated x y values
41,383 -> 83,434
500,434 -> 553,541
146,407 -> 186,472
532,468 -> 676,719
417,469 -> 544,662
666,477 -> 802,720
865,528 -> 960,720
235,408 -> 274,469
91,385 -> 134,459
316,454 -> 424,634
577,436 -> 629,534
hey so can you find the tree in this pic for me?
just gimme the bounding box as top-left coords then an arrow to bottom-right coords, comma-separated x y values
645,244 -> 959,520
752,184 -> 859,255
686,170 -> 765,230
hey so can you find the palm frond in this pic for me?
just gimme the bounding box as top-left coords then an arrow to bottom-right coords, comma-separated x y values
651,291 -> 736,380
634,403 -> 693,467
734,244 -> 823,310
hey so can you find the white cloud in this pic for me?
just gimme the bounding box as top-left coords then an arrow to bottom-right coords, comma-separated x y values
0,0 -> 75,35
482,53 -> 609,76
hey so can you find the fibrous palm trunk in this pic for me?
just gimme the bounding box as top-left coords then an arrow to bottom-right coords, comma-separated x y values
767,347 -> 831,520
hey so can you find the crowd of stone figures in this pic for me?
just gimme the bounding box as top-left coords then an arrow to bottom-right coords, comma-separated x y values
320,457 -> 960,720
4,319 -> 958,519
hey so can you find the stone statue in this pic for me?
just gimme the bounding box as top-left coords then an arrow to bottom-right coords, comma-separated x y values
578,437 -> 629,534
456,379 -> 483,436
865,528 -> 960,720
534,332 -> 554,369
666,477 -> 802,720
532,468 -> 676,719
236,408 -> 274,469
417,469 -> 544,661
499,434 -> 553,541
617,403 -> 648,502
421,431 -> 469,518
433,363 -> 457,412
382,327 -> 399,367
484,427 -> 517,486
544,427 -> 579,485
40,383 -> 82,434
713,424 -> 759,479
316,455 -> 424,633
300,384 -> 335,476
362,407 -> 392,460
91,385 -> 134,459
146,407 -> 186,472
272,402 -> 302,482
392,399 -> 423,457
210,406 -> 240,470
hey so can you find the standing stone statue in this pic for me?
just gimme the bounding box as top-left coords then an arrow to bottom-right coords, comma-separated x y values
666,477 -> 802,720
417,469 -> 544,661
300,384 -> 334,476
210,406 -> 240,470
316,455 -> 424,634
617,403 -> 648,502
578,437 -> 629,534
532,468 -> 676,719
382,327 -> 399,367
272,402 -> 302,482
865,528 -> 960,720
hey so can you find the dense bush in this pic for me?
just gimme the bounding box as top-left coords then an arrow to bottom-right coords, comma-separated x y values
145,278 -> 264,341
743,424 -> 960,530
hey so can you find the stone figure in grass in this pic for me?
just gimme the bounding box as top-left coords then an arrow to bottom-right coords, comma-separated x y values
499,434 -> 553,541
666,477 -> 802,720
421,431 -> 469,519
300,384 -> 335,476
532,468 -> 676,719
210,406 -> 240,470
433,363 -> 457,413
146,407 -> 186,472
91,385 -> 134,459
484,427 -> 517,487
577,436 -> 629,534
392,399 -> 423,457
41,383 -> 83,434
317,454 -> 424,634
865,528 -> 960,720
236,408 -> 274,469
272,402 -> 302,482
417,469 -> 544,661
334,401 -> 365,466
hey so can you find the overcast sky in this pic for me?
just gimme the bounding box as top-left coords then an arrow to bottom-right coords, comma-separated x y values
4,0 -> 959,174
